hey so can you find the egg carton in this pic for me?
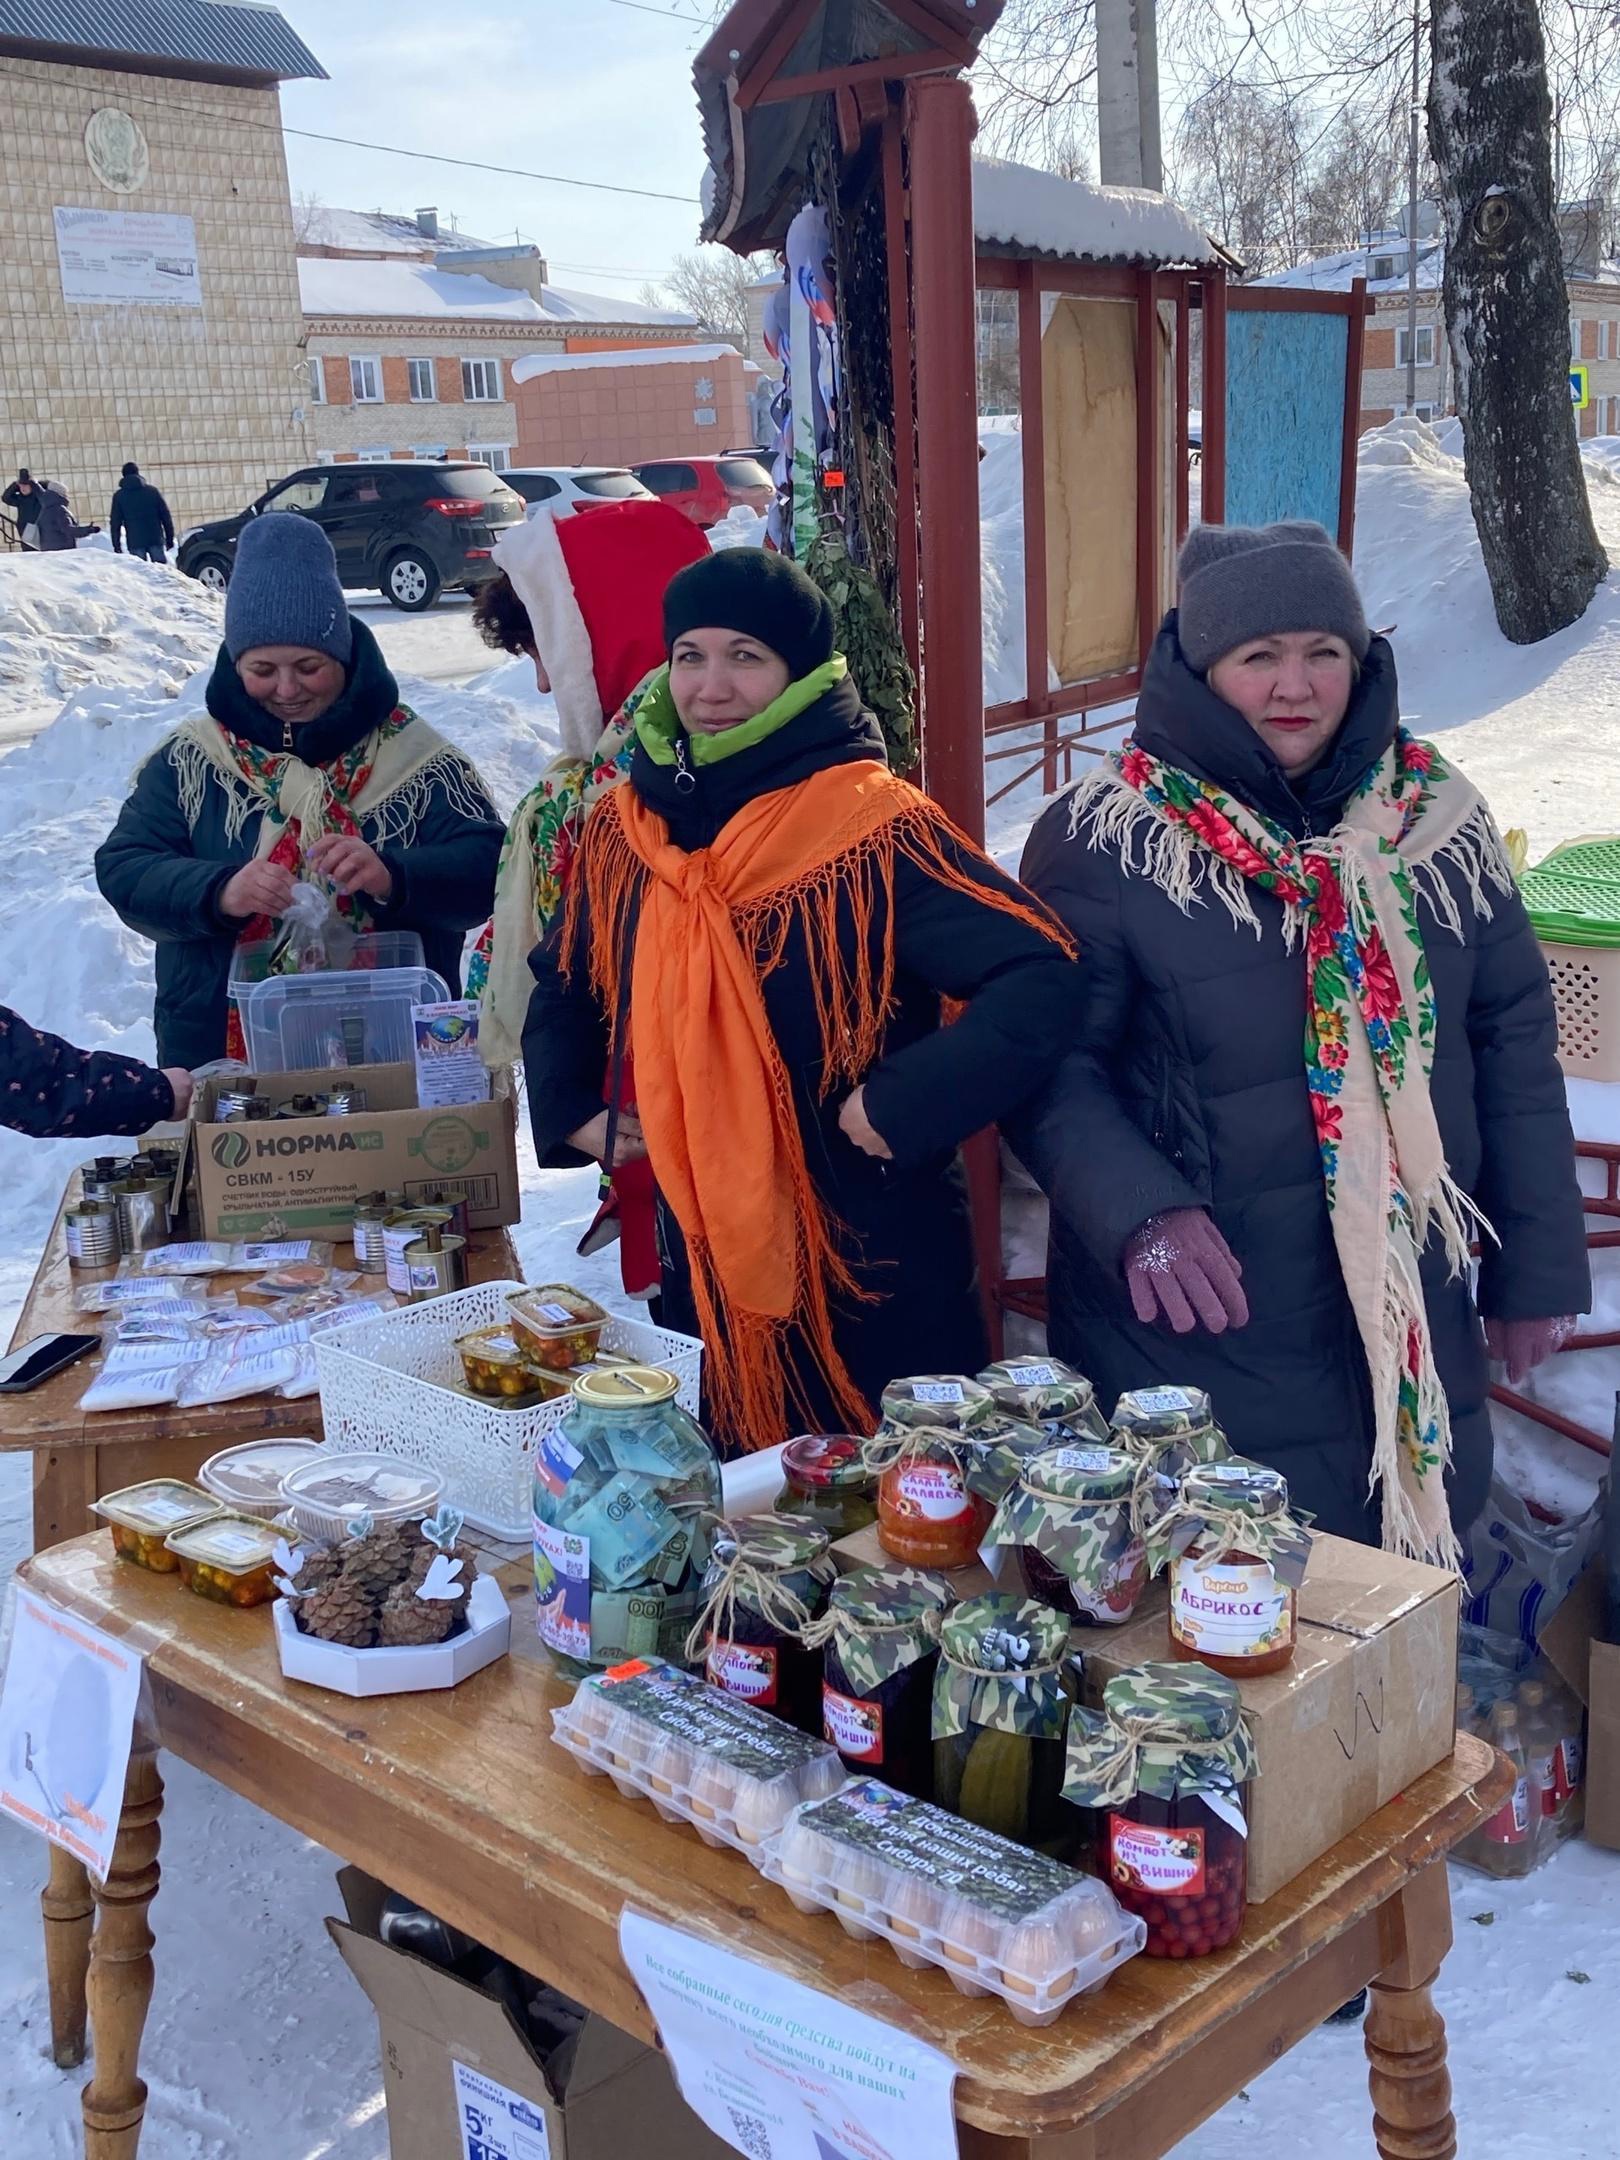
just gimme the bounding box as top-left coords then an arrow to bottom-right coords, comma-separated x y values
550,1659 -> 846,1861
759,1778 -> 1146,2026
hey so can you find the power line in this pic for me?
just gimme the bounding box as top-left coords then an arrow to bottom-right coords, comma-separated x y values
602,0 -> 709,20
281,128 -> 701,204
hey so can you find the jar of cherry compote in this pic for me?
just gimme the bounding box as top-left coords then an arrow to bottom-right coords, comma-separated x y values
688,1514 -> 834,1734
983,1444 -> 1149,1627
1064,1661 -> 1256,1959
1162,1460 -> 1311,1679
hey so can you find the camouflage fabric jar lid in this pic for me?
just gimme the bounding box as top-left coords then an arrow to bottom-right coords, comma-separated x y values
1065,1659 -> 1258,1805
961,1414 -> 1056,1504
828,1563 -> 955,1631
879,1373 -> 995,1431
976,1356 -> 1100,1425
1110,1384 -> 1215,1444
711,1513 -> 832,1574
781,1434 -> 874,1491
939,1590 -> 1069,1673
1019,1443 -> 1138,1504
1182,1458 -> 1289,1521
1100,1660 -> 1246,1746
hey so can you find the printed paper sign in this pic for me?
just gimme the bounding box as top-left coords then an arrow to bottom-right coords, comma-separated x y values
620,1909 -> 958,2160
54,206 -> 201,307
0,1588 -> 144,1880
452,2059 -> 552,2160
413,1001 -> 491,1108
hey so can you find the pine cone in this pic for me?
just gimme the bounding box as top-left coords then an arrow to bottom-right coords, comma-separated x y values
377,1580 -> 456,1647
291,1547 -> 343,1596
298,1574 -> 380,1648
407,1535 -> 478,1587
338,1524 -> 413,1600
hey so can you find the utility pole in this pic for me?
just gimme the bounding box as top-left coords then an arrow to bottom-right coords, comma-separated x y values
1097,0 -> 1163,190
1405,0 -> 1421,413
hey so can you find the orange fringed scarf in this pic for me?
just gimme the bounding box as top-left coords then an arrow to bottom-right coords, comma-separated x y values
564,758 -> 1075,1452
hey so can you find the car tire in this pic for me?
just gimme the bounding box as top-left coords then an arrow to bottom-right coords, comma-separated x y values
191,553 -> 231,594
382,549 -> 440,611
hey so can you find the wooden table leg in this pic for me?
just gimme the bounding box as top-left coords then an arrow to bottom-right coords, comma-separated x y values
33,1444 -> 100,1554
1365,1860 -> 1457,2160
82,1752 -> 163,2160
42,1844 -> 96,2067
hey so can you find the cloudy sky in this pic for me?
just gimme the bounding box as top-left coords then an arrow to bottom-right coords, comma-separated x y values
274,0 -> 717,301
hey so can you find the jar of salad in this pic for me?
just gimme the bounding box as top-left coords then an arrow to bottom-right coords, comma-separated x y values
932,1592 -> 1078,1854
689,1515 -> 836,1734
811,1564 -> 955,1795
1154,1459 -> 1311,1678
532,1364 -> 721,1675
868,1375 -> 997,1571
1065,1662 -> 1256,1959
983,1444 -> 1149,1627
774,1434 -> 878,1540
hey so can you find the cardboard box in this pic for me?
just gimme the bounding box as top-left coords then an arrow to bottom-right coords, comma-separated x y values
189,1064 -> 520,1239
328,1869 -> 732,2160
1539,1560 -> 1620,1851
273,1576 -> 512,1698
1087,1532 -> 1459,1902
830,1517 -> 997,1601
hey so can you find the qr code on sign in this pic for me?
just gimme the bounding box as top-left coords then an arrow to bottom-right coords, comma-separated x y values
724,2106 -> 774,2159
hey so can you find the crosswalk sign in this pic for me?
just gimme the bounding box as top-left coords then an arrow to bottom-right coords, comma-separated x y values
1571,365 -> 1591,409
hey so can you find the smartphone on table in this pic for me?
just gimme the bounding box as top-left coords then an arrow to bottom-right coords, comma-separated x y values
0,1333 -> 99,1393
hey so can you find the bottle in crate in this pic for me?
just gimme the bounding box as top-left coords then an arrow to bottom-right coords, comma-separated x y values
1462,1701 -> 1538,1878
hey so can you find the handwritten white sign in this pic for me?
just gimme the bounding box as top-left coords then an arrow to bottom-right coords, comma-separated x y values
620,1909 -> 958,2160
0,1588 -> 143,1880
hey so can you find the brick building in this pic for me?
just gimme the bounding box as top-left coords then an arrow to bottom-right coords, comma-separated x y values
510,345 -> 755,466
0,0 -> 322,530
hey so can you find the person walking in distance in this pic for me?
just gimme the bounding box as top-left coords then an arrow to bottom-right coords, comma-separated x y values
3,468 -> 43,548
109,461 -> 175,564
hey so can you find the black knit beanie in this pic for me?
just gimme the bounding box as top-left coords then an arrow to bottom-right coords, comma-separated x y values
663,548 -> 835,683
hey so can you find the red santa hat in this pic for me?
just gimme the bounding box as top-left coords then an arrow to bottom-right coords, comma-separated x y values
491,498 -> 709,760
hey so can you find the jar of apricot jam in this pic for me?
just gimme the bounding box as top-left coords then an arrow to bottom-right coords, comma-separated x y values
1167,1461 -> 1308,1679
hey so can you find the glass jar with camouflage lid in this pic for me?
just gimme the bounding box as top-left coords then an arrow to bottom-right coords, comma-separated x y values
983,1444 -> 1150,1627
1152,1459 -> 1311,1678
688,1515 -> 836,1734
532,1364 -> 721,1677
807,1564 -> 955,1794
1109,1385 -> 1231,1519
932,1592 -> 1079,1854
977,1357 -> 1110,1441
1064,1662 -> 1257,1958
867,1374 -> 997,1570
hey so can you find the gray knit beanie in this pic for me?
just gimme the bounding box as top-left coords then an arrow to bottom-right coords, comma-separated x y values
1175,519 -> 1369,673
225,511 -> 353,665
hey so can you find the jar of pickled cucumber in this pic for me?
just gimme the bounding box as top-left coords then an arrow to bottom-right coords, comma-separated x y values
813,1564 -> 954,1795
1158,1460 -> 1311,1679
983,1445 -> 1149,1627
532,1364 -> 721,1675
775,1435 -> 878,1540
932,1592 -> 1079,1855
690,1515 -> 836,1734
1064,1662 -> 1256,1958
977,1357 -> 1110,1441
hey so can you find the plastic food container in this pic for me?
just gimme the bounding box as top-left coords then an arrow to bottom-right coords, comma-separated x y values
508,1285 -> 610,1371
278,1452 -> 445,1544
165,1514 -> 283,1607
761,1777 -> 1144,2025
234,957 -> 449,1072
456,1323 -> 563,1405
550,1657 -> 846,1855
93,1480 -> 222,1571
199,1438 -> 325,1520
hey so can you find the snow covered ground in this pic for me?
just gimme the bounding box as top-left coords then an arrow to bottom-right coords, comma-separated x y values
2,428 -> 1619,2155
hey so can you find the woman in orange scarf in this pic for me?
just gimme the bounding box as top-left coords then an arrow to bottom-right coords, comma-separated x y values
523,549 -> 1083,1452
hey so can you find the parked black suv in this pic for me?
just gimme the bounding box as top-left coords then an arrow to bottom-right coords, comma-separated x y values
176,462 -> 524,611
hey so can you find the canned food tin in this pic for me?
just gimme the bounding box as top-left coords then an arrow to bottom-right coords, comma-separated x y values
65,1201 -> 120,1268
323,1085 -> 367,1115
277,1093 -> 323,1121
383,1207 -> 453,1294
215,1089 -> 261,1124
80,1156 -> 127,1205
404,1229 -> 467,1302
351,1192 -> 389,1275
422,1187 -> 471,1238
115,1182 -> 171,1255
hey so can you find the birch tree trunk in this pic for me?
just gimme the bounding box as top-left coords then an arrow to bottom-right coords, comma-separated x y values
1429,0 -> 1607,644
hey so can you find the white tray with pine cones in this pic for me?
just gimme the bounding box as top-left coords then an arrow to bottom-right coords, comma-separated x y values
272,1572 -> 510,1697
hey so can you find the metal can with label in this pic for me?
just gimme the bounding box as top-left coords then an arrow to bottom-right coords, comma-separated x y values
215,1089 -> 262,1124
65,1201 -> 121,1268
404,1226 -> 467,1302
80,1156 -> 128,1205
323,1084 -> 367,1116
351,1192 -> 390,1275
422,1186 -> 471,1239
115,1177 -> 172,1255
383,1207 -> 453,1294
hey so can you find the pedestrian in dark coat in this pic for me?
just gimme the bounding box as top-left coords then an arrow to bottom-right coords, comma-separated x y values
1012,521 -> 1588,1560
110,462 -> 175,563
35,484 -> 89,551
524,548 -> 1083,1452
0,1007 -> 192,1138
3,469 -> 43,546
96,513 -> 504,1069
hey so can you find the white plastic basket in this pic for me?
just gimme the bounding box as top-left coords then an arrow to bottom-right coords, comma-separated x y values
313,1279 -> 703,1540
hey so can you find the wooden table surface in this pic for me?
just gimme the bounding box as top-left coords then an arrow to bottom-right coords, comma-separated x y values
1,1188 -> 519,1549
21,1533 -> 1509,2159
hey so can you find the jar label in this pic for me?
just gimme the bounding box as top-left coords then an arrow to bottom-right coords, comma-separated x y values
1557,1736 -> 1584,1803
1005,1363 -> 1060,1386
707,1639 -> 778,1707
536,1301 -> 573,1325
823,1686 -> 884,1763
895,1462 -> 971,1521
534,1517 -> 592,1660
1481,1777 -> 1530,1844
1108,1815 -> 1205,1897
1133,1387 -> 1197,1414
911,1381 -> 965,1405
534,1432 -> 584,1500
1050,1447 -> 1114,1474
1170,1557 -> 1289,1656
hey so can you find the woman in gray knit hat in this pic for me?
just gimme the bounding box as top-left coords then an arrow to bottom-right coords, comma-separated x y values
96,512 -> 505,1067
1010,520 -> 1587,1561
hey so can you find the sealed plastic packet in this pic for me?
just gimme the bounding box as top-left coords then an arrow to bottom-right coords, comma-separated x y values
80,1338 -> 211,1414
137,1240 -> 235,1276
175,1342 -> 303,1408
223,1240 -> 336,1274
245,1259 -> 356,1300
74,1278 -> 213,1314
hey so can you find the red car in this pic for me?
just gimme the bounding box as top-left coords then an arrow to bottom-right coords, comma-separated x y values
631,453 -> 775,528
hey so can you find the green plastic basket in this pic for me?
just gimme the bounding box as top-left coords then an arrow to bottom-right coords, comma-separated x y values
1520,838 -> 1620,950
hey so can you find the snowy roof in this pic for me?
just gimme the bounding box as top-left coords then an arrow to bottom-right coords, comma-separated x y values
299,258 -> 547,322
0,0 -> 324,79
299,207 -> 492,257
512,343 -> 741,384
972,158 -> 1221,268
1254,244 -> 1444,294
536,285 -> 696,327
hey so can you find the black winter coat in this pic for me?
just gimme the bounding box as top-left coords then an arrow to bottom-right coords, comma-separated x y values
95,618 -> 505,1070
35,491 -> 81,550
110,475 -> 174,555
0,1006 -> 175,1138
523,676 -> 1086,1432
2,481 -> 42,536
1011,620 -> 1589,1544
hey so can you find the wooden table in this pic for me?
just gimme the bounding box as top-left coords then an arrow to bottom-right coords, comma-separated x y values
1,1192 -> 520,1553
21,1535 -> 1509,2160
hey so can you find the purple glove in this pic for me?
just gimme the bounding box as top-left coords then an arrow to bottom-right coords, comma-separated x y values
1484,1315 -> 1576,1386
1122,1208 -> 1250,1336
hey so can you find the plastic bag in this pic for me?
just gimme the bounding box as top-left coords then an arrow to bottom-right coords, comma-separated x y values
268,879 -> 357,974
80,1338 -> 209,1413
278,1345 -> 322,1399
74,1278 -> 213,1313
250,1268 -> 360,1307
137,1241 -> 235,1276
175,1345 -> 301,1408
114,1301 -> 241,1345
222,1240 -> 335,1274
1461,1477 -> 1605,1651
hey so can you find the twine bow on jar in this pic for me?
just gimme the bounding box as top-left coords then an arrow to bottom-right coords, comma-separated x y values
682,1517 -> 832,1665
1062,1663 -> 1258,1809
1143,1461 -> 1313,1585
931,1593 -> 1073,1739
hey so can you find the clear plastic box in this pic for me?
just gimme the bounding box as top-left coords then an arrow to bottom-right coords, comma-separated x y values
236,959 -> 449,1073
278,1451 -> 445,1543
550,1658 -> 847,1856
228,929 -> 427,992
759,1777 -> 1146,2026
199,1438 -> 325,1519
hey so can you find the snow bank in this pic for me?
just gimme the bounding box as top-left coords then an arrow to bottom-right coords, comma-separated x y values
511,342 -> 740,382
706,504 -> 767,550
